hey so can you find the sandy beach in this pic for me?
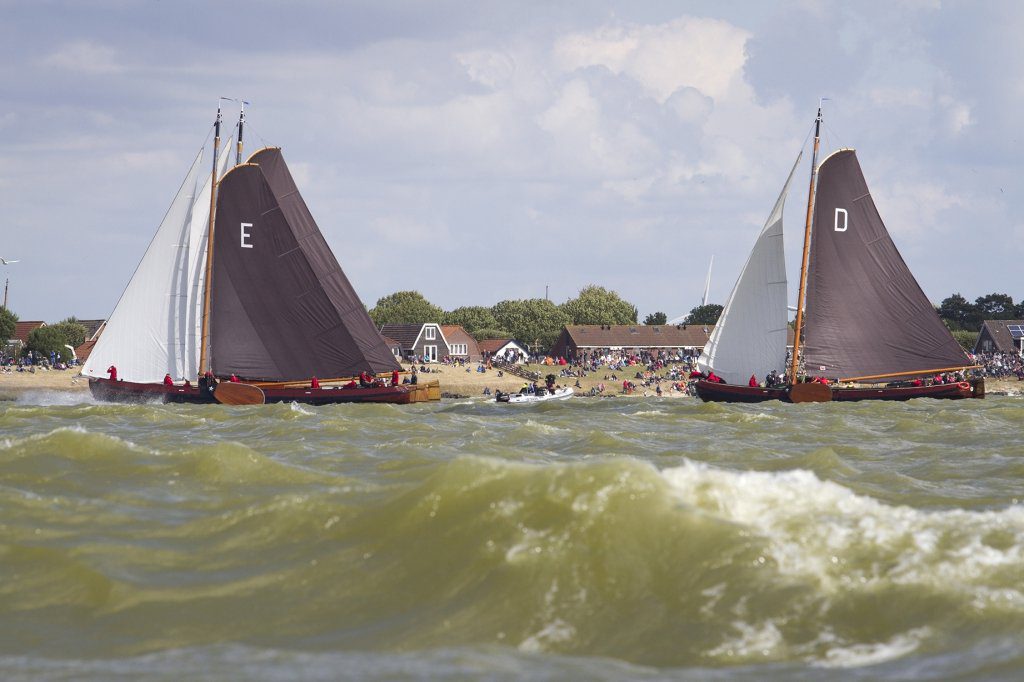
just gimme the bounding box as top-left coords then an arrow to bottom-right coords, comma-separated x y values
1,363 -> 1020,400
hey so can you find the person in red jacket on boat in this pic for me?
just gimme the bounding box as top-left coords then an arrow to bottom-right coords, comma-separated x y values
392,369 -> 400,386
107,365 -> 118,381
311,376 -> 320,389
163,373 -> 173,386
707,370 -> 724,384
748,374 -> 759,387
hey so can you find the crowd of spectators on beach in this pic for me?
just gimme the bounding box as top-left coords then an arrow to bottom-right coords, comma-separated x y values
0,349 -> 76,373
969,351 -> 1024,379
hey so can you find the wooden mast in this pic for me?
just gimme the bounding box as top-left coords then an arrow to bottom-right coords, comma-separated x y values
198,104 -> 222,377
788,106 -> 823,385
235,102 -> 245,165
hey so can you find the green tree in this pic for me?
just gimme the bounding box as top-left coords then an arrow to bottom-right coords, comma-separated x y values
491,298 -> 571,352
684,303 -> 723,325
974,293 -> 1015,321
0,306 -> 17,344
55,318 -> 88,348
444,306 -> 499,333
470,327 -> 512,341
369,291 -> 444,326
938,293 -> 976,331
951,330 -> 979,352
560,285 -> 638,325
26,320 -> 87,360
643,312 -> 668,325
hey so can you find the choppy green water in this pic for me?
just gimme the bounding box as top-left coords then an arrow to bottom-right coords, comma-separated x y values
1,392 -> 1022,680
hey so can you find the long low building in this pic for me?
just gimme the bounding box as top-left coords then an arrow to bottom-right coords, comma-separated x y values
550,324 -> 717,359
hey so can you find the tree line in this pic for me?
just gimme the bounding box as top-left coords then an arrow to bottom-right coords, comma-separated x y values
368,287 -> 723,351
0,306 -> 88,359
937,293 -> 1022,331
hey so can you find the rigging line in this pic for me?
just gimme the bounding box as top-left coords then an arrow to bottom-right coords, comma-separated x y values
244,124 -> 272,151
799,119 -> 815,155
821,121 -> 846,153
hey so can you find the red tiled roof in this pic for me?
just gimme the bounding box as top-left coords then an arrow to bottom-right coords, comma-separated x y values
74,338 -> 98,362
12,321 -> 44,344
478,338 -> 519,353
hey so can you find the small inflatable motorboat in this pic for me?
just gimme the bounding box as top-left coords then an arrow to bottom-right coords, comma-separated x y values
495,387 -> 574,404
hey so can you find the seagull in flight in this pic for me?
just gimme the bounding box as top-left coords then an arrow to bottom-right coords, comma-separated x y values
0,258 -> 19,265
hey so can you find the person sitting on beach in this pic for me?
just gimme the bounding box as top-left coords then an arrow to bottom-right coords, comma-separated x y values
107,365 -> 118,381
163,373 -> 173,387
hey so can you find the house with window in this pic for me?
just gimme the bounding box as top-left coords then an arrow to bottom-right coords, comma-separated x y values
6,320 -> 45,354
478,338 -> 529,363
974,320 -> 1024,355
379,323 -> 449,362
380,335 -> 403,361
440,325 -> 482,362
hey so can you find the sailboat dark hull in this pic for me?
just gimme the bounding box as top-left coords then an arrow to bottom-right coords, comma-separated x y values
694,378 -> 984,403
88,377 -> 437,405
693,381 -> 789,403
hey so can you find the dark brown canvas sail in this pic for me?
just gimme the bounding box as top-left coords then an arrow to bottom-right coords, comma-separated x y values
210,150 -> 400,381
802,149 -> 970,380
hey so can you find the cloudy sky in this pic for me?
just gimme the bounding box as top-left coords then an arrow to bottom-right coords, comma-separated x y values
2,0 -> 1021,323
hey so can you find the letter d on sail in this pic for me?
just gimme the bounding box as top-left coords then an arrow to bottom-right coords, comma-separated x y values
834,208 -> 848,232
241,222 -> 253,248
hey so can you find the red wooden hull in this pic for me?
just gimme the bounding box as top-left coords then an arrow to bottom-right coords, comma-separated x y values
694,381 -> 790,403
830,380 -> 979,401
694,378 -> 984,403
88,378 -> 415,405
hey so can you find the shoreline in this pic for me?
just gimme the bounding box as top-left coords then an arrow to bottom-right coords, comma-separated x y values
2,364 -> 1021,401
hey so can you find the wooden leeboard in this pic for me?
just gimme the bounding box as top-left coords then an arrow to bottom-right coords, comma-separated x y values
788,382 -> 833,403
214,382 -> 266,405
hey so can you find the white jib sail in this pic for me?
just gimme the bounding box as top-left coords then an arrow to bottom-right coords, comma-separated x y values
84,150 -> 205,382
697,152 -> 802,384
180,139 -> 235,379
